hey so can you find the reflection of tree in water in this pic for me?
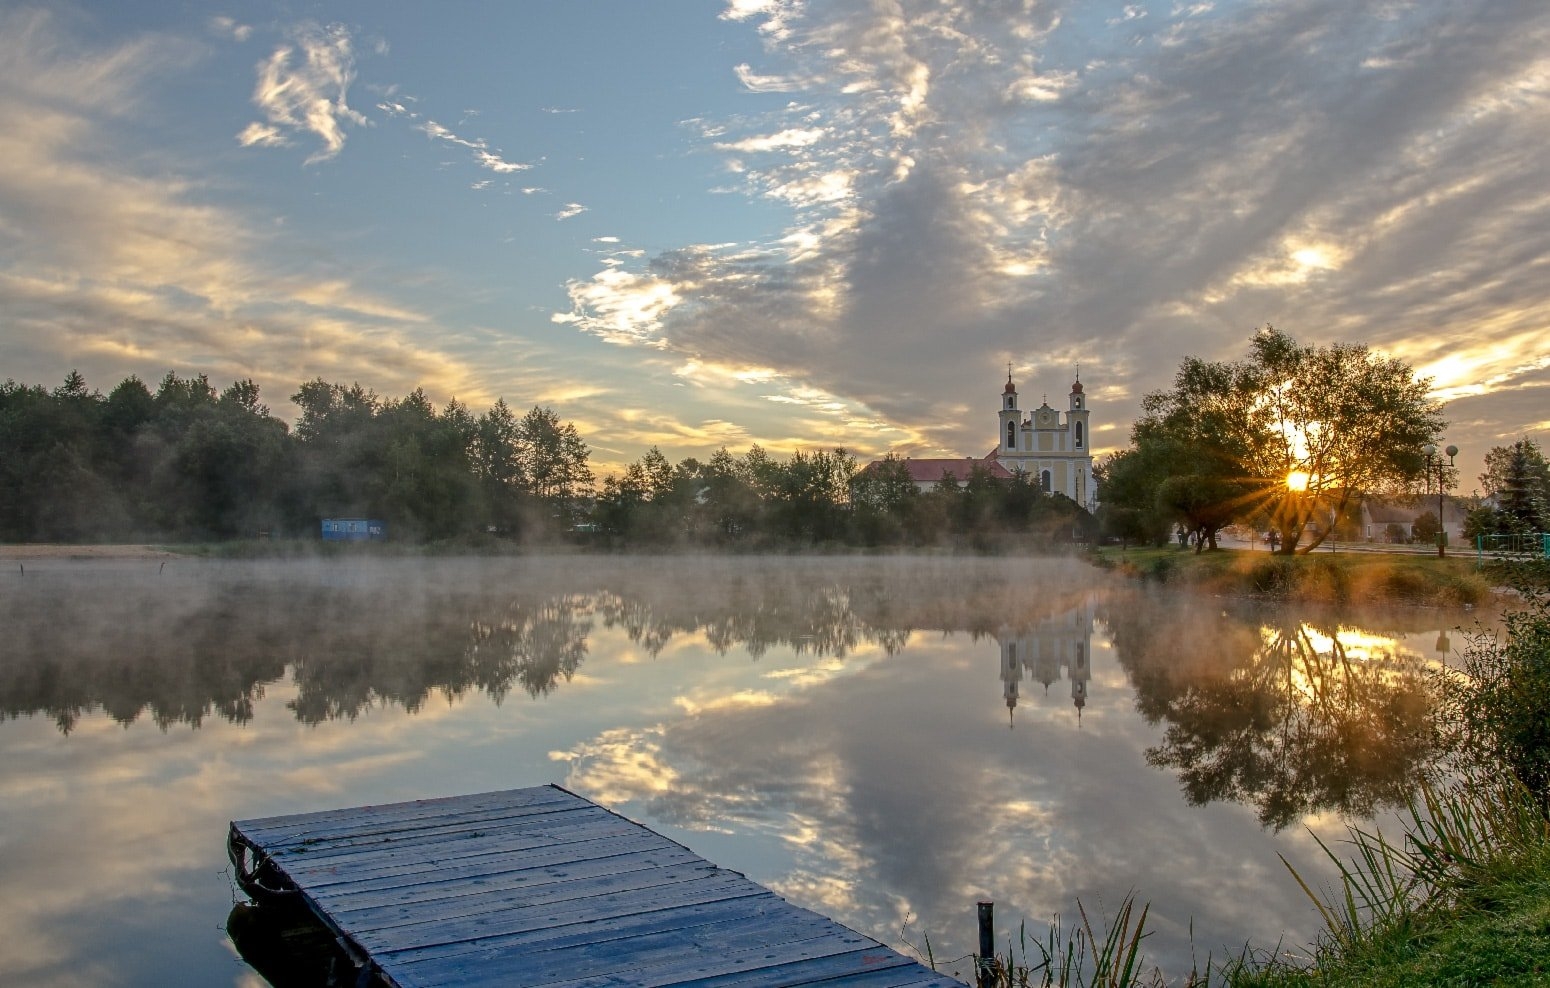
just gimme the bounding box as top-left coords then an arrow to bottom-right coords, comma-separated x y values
596,581 -> 867,660
1,558 -> 1106,732
467,595 -> 593,703
1106,592 -> 1436,829
0,568 -> 598,731
0,577 -> 288,734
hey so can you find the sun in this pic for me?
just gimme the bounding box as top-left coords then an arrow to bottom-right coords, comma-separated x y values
1286,471 -> 1311,491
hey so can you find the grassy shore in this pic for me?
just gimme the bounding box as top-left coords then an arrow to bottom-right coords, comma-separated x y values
1090,544 -> 1509,607
1226,776 -> 1550,988
976,565 -> 1550,988
979,779 -> 1550,988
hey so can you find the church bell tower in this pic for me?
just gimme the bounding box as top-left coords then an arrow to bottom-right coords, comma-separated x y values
998,368 -> 1021,454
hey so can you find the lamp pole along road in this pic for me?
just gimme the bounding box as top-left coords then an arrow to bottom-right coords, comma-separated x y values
1423,442 -> 1458,558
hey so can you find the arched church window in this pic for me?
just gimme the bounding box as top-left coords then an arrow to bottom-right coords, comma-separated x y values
1041,470 -> 1052,492
1075,421 -> 1084,448
1007,421 -> 1016,448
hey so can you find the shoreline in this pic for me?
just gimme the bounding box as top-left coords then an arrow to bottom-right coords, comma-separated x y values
0,543 -> 181,560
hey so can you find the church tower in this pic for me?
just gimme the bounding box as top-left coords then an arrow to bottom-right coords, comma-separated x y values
1068,375 -> 1092,510
998,369 -> 1021,454
989,367 -> 1096,508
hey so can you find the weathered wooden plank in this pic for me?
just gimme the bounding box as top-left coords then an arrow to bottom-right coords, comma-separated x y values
236,786 -> 575,840
253,800 -> 605,856
231,786 -> 949,988
315,843 -> 708,914
659,946 -> 918,988
279,818 -> 653,889
255,803 -> 621,867
347,871 -> 769,953
410,937 -> 911,988
301,829 -> 679,900
237,799 -> 597,864
378,893 -> 801,967
389,908 -> 850,988
330,860 -> 723,933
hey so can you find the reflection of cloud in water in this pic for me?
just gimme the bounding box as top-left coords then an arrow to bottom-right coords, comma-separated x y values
0,555 -> 1485,981
5,556 -> 1074,731
551,583 -> 1475,971
551,727 -> 680,807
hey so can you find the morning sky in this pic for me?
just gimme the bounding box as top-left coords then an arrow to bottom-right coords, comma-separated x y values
2,1 -> 1546,481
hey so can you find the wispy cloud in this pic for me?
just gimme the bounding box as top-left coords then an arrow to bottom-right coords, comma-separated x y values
238,22 -> 367,163
209,16 -> 252,43
555,0 -> 1550,461
556,203 -> 588,221
734,63 -> 800,92
0,11 -> 485,414
381,98 -> 534,179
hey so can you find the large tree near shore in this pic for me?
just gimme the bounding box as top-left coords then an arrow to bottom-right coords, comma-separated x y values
1120,327 -> 1446,555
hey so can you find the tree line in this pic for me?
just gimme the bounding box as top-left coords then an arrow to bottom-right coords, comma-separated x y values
597,446 -> 1092,547
0,371 -> 592,543
1,371 -> 1093,547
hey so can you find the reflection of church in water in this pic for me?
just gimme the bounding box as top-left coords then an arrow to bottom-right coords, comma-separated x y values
997,599 -> 1095,726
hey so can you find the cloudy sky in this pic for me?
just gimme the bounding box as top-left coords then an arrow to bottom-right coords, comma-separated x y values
3,1 -> 1547,479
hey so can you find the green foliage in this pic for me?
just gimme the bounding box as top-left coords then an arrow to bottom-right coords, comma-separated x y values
0,370 -> 1103,548
1094,548 -> 1490,608
1436,586 -> 1550,812
1230,586 -> 1550,987
962,895 -> 1188,988
1462,504 -> 1502,542
0,371 -> 597,543
1106,327 -> 1446,557
1095,449 -> 1174,547
1254,774 -> 1550,988
588,446 -> 1096,549
1479,439 -> 1550,534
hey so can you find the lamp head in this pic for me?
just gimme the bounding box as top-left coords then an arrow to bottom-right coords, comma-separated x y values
1445,444 -> 1458,459
1423,443 -> 1438,458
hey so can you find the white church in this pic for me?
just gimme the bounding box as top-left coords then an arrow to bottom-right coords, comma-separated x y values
860,371 -> 1096,511
987,371 -> 1094,510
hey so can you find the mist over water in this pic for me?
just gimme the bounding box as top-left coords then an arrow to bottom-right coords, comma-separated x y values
0,554 -> 1474,985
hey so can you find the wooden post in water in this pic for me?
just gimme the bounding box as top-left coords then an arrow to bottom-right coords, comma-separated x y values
976,900 -> 995,988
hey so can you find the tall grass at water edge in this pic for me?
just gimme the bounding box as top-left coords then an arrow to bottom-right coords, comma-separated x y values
939,570 -> 1550,987
932,775 -> 1550,988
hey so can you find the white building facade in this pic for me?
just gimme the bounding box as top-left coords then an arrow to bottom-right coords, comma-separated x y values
987,373 -> 1095,511
997,595 -> 1096,726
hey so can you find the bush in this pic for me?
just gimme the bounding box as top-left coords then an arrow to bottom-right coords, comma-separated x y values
1248,558 -> 1295,595
1437,586 -> 1550,813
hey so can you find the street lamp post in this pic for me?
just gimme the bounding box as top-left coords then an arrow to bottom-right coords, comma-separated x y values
1422,442 -> 1458,558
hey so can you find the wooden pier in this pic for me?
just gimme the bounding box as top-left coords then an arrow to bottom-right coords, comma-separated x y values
229,785 -> 960,988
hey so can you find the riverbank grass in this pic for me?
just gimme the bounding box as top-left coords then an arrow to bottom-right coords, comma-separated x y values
1230,777 -> 1550,988
1091,545 -> 1496,607
973,778 -> 1550,988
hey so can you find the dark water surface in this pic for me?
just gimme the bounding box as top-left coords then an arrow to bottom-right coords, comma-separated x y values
0,555 -> 1476,985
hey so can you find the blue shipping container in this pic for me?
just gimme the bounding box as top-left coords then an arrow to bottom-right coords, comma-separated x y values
321,518 -> 387,541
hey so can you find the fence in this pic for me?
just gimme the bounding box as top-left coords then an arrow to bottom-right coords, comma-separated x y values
1475,532 -> 1550,562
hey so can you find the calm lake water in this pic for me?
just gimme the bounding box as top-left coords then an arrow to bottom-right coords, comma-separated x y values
0,554 -> 1480,986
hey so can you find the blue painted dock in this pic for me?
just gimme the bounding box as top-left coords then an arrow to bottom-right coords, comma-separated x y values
229,785 -> 960,987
